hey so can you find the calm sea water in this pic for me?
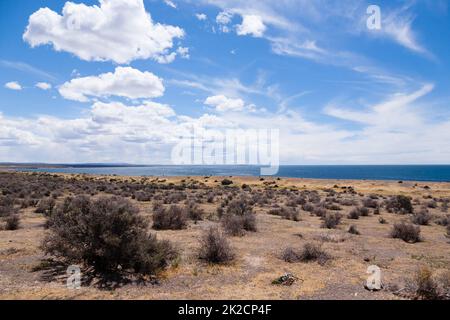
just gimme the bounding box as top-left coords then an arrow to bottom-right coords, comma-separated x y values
19,165 -> 450,182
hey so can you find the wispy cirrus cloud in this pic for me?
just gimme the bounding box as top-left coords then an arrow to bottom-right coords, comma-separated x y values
0,60 -> 57,81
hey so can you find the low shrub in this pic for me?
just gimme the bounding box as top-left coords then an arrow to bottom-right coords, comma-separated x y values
379,217 -> 388,224
281,247 -> 301,263
152,205 -> 188,230
348,208 -> 362,219
301,203 -> 315,212
43,196 -> 176,276
298,243 -> 330,265
348,225 -> 360,235
5,214 -> 20,230
411,208 -> 431,226
222,214 -> 244,236
221,213 -> 257,236
427,201 -> 438,209
281,243 -> 331,265
134,191 -> 152,202
359,207 -> 370,216
435,215 -> 450,226
0,196 -> 15,217
321,213 -> 342,229
390,222 -> 421,243
312,206 -> 327,218
185,202 -> 204,222
414,267 -> 440,300
198,227 -> 234,264
268,206 -> 299,221
226,198 -> 253,216
386,195 -> 413,214
221,179 -> 233,186
242,212 -> 257,232
35,198 -> 56,216
363,198 -> 378,209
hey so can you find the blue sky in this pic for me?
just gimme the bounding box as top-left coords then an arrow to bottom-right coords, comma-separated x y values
1,0 -> 450,164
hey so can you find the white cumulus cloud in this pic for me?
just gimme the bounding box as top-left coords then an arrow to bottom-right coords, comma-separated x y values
23,0 -> 185,64
36,82 -> 52,90
204,95 -> 245,112
196,13 -> 207,21
5,81 -> 22,90
59,67 -> 165,102
236,15 -> 266,37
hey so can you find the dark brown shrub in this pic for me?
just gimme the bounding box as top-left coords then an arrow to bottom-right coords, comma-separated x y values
221,179 -> 233,186
348,225 -> 360,235
427,201 -> 438,209
242,213 -> 257,232
359,207 -> 370,216
414,267 -> 440,300
326,204 -> 342,211
222,214 -> 244,236
43,196 -> 176,276
0,196 -> 15,217
411,208 -> 431,226
363,198 -> 378,209
435,215 -> 450,226
198,227 -> 234,264
312,206 -> 327,218
321,213 -> 342,229
379,217 -> 388,224
216,206 -> 224,218
152,205 -> 188,230
348,208 -> 361,219
391,222 -> 421,243
226,198 -> 253,216
281,247 -> 301,263
339,198 -> 357,206
134,191 -> 152,202
5,214 -> 20,230
222,213 -> 257,236
35,198 -> 55,216
268,207 -> 299,221
185,202 -> 204,222
301,203 -> 315,212
20,198 -> 38,209
386,195 -> 413,214
298,243 -> 330,265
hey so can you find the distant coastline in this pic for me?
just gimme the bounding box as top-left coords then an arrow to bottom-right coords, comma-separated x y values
4,164 -> 450,182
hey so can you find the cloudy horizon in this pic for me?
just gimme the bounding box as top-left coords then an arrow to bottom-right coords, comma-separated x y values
1,0 -> 450,165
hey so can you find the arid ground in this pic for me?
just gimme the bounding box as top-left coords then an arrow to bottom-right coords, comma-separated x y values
0,172 -> 449,300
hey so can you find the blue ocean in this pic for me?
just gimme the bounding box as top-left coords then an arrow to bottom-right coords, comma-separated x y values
19,165 -> 450,182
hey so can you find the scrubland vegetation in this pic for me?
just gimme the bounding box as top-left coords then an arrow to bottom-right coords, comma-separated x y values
0,171 -> 450,299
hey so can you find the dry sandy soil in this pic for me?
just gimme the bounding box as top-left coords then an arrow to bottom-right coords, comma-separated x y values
0,173 -> 449,300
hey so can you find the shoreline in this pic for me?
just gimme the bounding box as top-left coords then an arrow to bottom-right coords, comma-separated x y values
5,168 -> 450,184
5,170 -> 450,197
